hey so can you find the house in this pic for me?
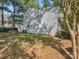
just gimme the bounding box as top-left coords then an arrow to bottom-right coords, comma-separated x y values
23,8 -> 59,35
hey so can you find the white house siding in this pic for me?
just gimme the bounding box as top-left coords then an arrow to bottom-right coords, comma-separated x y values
24,8 -> 59,35
41,11 -> 58,35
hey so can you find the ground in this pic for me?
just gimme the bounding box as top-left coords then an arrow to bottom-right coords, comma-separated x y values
0,32 -> 71,59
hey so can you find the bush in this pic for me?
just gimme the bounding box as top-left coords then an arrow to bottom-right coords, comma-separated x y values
57,31 -> 70,39
0,27 -> 18,32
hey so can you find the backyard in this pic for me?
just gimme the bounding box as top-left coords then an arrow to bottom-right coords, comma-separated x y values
0,0 -> 79,59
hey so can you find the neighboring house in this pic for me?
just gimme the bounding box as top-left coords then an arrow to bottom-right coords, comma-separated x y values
23,8 -> 59,35
23,8 -> 44,33
41,11 -> 58,35
0,15 -> 24,32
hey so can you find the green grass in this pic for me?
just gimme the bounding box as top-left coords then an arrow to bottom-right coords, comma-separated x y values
0,33 -> 59,48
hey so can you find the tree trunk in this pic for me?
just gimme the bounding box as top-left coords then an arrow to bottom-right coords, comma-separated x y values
72,10 -> 77,59
13,0 -> 16,28
1,1 -> 4,28
70,30 -> 77,59
77,24 -> 79,59
65,17 -> 77,59
64,1 -> 77,59
65,11 -> 77,59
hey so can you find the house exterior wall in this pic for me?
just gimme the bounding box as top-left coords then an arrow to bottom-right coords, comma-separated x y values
24,8 -> 59,35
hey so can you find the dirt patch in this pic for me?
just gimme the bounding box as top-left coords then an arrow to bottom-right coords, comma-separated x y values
0,41 -> 70,59
19,42 -> 65,59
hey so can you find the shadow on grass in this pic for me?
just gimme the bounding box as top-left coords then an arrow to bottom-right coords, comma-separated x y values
0,33 -> 71,59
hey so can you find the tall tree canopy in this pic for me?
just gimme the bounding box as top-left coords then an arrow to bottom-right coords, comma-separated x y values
0,0 -> 10,27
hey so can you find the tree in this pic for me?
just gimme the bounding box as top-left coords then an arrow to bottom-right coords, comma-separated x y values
22,0 -> 39,10
53,0 -> 79,59
8,14 -> 24,32
9,0 -> 23,27
0,0 -> 9,27
42,0 -> 53,11
40,0 -> 79,59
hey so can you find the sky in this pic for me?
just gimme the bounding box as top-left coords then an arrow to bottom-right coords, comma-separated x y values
38,0 -> 43,7
7,3 -> 13,11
